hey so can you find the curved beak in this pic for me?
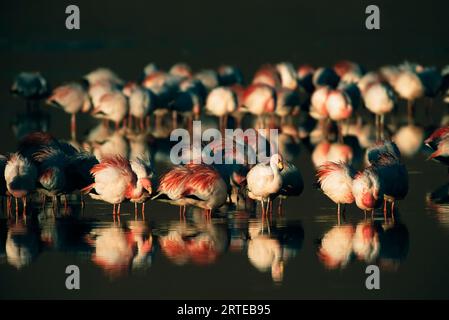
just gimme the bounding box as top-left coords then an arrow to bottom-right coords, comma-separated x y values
140,177 -> 153,194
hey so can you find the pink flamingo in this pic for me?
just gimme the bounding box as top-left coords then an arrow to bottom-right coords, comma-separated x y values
316,161 -> 355,224
81,156 -> 152,215
46,82 -> 92,139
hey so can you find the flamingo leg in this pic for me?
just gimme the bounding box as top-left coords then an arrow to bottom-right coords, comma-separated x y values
139,117 -> 145,132
278,198 -> 283,216
15,197 -> 18,216
113,204 -> 116,216
141,202 -> 145,220
383,199 -> 387,222
117,203 -> 121,215
71,113 -> 77,140
135,202 -> 138,219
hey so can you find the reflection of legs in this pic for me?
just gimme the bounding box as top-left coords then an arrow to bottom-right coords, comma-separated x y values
278,198 -> 283,216
22,196 -> 27,218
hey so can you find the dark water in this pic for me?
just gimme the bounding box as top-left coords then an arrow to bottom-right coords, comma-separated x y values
1,0 -> 449,300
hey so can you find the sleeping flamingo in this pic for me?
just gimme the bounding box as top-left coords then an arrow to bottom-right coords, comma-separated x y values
81,156 -> 152,215
152,163 -> 227,218
4,153 -> 38,216
246,154 -> 284,215
91,91 -> 128,130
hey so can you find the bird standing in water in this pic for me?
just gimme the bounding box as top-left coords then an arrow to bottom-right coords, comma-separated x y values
46,82 -> 92,139
316,161 -> 355,224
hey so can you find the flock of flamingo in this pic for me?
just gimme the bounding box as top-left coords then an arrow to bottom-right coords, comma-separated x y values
4,60 -> 449,228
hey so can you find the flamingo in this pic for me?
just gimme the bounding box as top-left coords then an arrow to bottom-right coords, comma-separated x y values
218,65 -> 244,86
297,64 -> 315,93
241,84 -> 277,127
246,154 -> 284,214
363,82 -> 396,141
312,67 -> 340,89
368,145 -> 408,219
128,85 -> 155,131
391,68 -> 424,124
325,89 -> 353,142
4,153 -> 38,216
152,163 -> 227,218
81,156 -> 152,215
334,60 -> 364,84
425,126 -> 449,165
84,67 -> 124,87
194,69 -> 220,91
276,62 -> 298,90
205,86 -> 237,132
275,88 -> 301,120
252,65 -> 281,88
46,82 -> 92,139
352,166 -> 382,217
316,161 -> 355,223
91,91 -> 128,129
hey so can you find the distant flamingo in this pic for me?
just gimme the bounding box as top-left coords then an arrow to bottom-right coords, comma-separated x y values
46,82 -> 92,139
363,82 -> 395,141
205,86 -> 237,132
11,72 -> 49,110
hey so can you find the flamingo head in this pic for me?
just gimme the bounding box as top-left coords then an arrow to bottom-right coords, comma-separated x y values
270,154 -> 284,171
140,177 -> 152,194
